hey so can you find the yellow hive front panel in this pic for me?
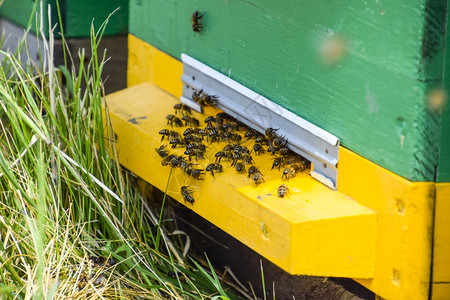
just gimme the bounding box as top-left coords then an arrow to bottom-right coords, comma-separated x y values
339,148 -> 434,299
432,183 -> 450,300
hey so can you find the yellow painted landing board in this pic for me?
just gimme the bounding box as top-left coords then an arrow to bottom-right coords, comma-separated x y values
105,82 -> 376,278
432,183 -> 450,300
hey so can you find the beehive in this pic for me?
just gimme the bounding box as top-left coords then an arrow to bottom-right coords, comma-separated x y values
105,1 -> 449,299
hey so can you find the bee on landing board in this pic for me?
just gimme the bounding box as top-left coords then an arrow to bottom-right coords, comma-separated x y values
191,11 -> 203,33
235,162 -> 246,174
206,163 -> 223,177
181,185 -> 195,204
252,143 -> 265,155
155,145 -> 169,158
252,172 -> 264,185
277,184 -> 289,198
173,103 -> 192,115
248,166 -> 261,178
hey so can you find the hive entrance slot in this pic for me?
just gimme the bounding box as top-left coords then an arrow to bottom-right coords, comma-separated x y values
180,54 -> 340,189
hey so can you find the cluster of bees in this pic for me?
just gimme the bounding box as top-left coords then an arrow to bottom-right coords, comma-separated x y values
156,91 -> 311,204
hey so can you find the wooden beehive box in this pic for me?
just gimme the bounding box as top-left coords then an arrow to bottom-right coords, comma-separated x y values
104,1 -> 450,299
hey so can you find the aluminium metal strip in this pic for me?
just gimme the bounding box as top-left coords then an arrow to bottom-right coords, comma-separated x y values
180,53 -> 339,189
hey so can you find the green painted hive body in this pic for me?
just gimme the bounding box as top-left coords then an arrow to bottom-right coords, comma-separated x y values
129,0 -> 450,182
0,0 -> 128,37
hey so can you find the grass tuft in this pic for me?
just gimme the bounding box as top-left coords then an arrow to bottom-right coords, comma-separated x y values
0,3 -> 240,299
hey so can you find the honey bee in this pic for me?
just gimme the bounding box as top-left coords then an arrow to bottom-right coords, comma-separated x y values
241,153 -> 254,165
186,141 -> 206,152
166,114 -> 182,127
184,134 -> 203,143
223,121 -> 240,132
192,90 -> 219,107
255,135 -> 269,145
174,118 -> 183,127
277,184 -> 289,198
265,127 -> 279,140
290,161 -> 310,173
173,103 -> 183,114
216,112 -> 234,120
234,145 -> 250,154
222,132 -> 241,143
159,129 -> 178,142
213,162 -> 223,172
299,157 -> 312,170
223,143 -> 237,153
214,116 -> 224,129
281,159 -> 310,179
206,163 -> 223,177
205,123 -> 214,131
248,166 -> 261,178
272,136 -> 287,148
252,143 -> 265,155
191,11 -> 203,33
192,89 -> 203,103
173,103 -> 192,115
244,129 -> 258,140
220,131 -> 231,141
229,133 -> 242,143
159,129 -> 170,141
198,129 -> 207,138
90,256 -> 116,267
215,151 -> 228,162
181,185 -> 195,204
155,145 -> 169,158
165,116 -> 182,127
180,161 -> 195,175
235,162 -> 246,173
170,138 -> 186,149
183,127 -> 198,136
169,156 -> 181,168
267,145 -> 276,155
252,172 -> 265,185
186,168 -> 205,180
77,272 -> 88,290
207,130 -> 220,143
279,147 -> 290,157
271,156 -> 285,170
204,116 -> 216,126
182,115 -> 200,127
202,94 -> 219,107
282,167 -> 296,180
161,154 -> 176,166
230,152 -> 242,166
184,148 -> 205,161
